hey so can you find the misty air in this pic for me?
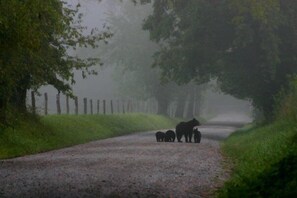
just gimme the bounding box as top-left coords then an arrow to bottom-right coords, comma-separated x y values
1,0 -> 297,197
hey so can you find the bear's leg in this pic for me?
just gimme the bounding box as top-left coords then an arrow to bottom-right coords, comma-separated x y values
189,131 -> 193,143
177,133 -> 182,142
184,133 -> 189,143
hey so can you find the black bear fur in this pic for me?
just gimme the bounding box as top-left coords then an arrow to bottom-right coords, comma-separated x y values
193,128 -> 201,143
155,131 -> 165,142
165,130 -> 175,142
176,118 -> 200,142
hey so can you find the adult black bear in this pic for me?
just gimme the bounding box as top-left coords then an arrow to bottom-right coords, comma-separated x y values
176,118 -> 200,142
193,128 -> 201,143
155,131 -> 165,142
165,130 -> 175,142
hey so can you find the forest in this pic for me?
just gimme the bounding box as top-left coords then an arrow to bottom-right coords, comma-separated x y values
1,0 -> 297,126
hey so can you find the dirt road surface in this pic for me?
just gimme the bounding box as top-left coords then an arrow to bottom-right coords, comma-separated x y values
0,114 -> 251,198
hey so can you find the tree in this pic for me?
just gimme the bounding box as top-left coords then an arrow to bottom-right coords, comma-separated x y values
143,0 -> 297,120
101,0 -> 174,115
0,0 -> 111,124
102,0 -> 205,117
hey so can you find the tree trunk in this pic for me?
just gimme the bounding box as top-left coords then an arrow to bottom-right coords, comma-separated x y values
10,86 -> 28,112
156,98 -> 169,115
9,75 -> 31,112
185,91 -> 195,118
175,95 -> 187,118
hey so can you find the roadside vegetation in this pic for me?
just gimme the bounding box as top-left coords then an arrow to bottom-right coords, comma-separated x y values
0,113 -> 180,159
218,76 -> 297,197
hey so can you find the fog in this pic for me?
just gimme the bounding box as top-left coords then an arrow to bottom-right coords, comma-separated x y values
29,0 -> 253,121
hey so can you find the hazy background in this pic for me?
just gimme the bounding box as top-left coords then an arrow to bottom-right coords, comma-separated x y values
28,0 -> 252,119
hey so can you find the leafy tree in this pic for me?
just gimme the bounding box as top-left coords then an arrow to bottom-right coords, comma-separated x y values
101,1 -> 172,115
143,0 -> 297,120
0,0 -> 111,124
103,0 -> 205,117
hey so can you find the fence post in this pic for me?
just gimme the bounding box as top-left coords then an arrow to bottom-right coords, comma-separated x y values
66,95 -> 69,114
97,100 -> 100,114
83,98 -> 87,114
103,100 -> 106,115
117,100 -> 120,113
122,100 -> 125,114
74,97 -> 78,115
126,100 -> 130,113
31,91 -> 36,114
129,100 -> 133,112
110,100 -> 114,114
90,99 -> 93,115
56,93 -> 61,115
44,92 -> 48,115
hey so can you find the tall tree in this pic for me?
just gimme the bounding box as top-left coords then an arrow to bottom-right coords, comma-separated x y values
102,0 -> 205,117
101,0 -> 174,115
0,0 -> 111,124
143,0 -> 297,120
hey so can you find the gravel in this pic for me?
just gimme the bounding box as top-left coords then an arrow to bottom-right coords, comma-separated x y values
0,124 -> 239,198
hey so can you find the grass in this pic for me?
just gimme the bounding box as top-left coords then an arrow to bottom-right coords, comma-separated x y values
0,113 -> 180,159
218,120 -> 297,197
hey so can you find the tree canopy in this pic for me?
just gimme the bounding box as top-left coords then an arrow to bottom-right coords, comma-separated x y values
143,0 -> 297,120
0,0 -> 111,124
102,0 -> 205,117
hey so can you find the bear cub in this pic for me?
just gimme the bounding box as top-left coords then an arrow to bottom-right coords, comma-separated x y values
193,128 -> 201,143
165,130 -> 175,142
155,131 -> 165,142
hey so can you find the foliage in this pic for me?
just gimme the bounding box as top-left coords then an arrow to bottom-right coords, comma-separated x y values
103,1 -> 161,100
142,0 -> 297,121
0,0 -> 112,124
218,76 -> 297,197
101,0 -> 205,116
274,75 -> 297,121
219,120 -> 297,197
0,113 -> 180,159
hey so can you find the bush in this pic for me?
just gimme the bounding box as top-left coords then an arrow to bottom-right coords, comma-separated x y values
218,75 -> 297,197
274,75 -> 297,121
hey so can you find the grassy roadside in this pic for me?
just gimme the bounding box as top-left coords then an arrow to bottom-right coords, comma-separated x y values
0,113 -> 180,159
218,120 -> 297,197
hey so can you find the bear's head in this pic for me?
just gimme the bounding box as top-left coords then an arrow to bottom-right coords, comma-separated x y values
192,118 -> 200,126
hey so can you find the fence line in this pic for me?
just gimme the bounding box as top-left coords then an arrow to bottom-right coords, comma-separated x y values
33,93 -> 202,118
28,92 -> 173,116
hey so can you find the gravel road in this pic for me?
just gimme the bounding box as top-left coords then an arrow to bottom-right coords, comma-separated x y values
0,116 -> 248,198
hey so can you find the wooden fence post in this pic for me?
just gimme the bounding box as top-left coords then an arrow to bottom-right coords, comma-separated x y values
122,100 -> 125,114
117,100 -> 120,113
126,100 -> 130,113
97,100 -> 100,114
74,97 -> 78,115
90,99 -> 93,115
66,95 -> 69,114
103,100 -> 106,115
56,93 -> 61,115
31,91 -> 36,114
84,98 -> 87,115
110,100 -> 114,114
44,92 -> 48,115
129,100 -> 133,112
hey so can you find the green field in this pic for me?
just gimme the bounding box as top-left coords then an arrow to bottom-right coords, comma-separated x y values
0,113 -> 180,159
218,120 -> 297,197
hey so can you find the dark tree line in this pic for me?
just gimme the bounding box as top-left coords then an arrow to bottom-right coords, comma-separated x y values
138,0 -> 297,121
